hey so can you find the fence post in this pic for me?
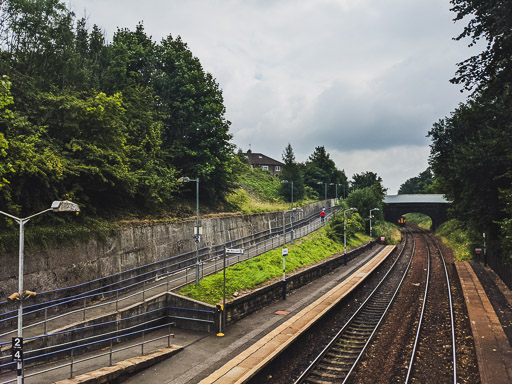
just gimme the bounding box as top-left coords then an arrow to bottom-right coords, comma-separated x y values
44,308 -> 48,335
83,298 -> 86,321
141,331 -> 145,355
116,290 -> 119,312
109,339 -> 113,366
70,348 -> 74,379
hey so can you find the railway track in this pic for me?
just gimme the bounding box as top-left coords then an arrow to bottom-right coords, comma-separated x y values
294,229 -> 415,384
405,229 -> 457,384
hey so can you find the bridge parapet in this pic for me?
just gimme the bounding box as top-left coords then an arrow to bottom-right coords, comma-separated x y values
383,194 -> 451,230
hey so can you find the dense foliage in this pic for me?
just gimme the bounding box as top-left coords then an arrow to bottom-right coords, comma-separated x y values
428,0 -> 512,260
303,146 -> 348,200
0,0 -> 236,221
398,168 -> 437,194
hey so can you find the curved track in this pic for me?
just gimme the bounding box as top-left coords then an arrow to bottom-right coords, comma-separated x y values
294,229 -> 414,384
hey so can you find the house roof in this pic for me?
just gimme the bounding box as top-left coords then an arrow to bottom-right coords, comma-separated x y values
244,150 -> 284,166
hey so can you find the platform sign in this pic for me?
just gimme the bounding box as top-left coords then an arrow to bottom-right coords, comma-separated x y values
380,237 -> 386,242
226,248 -> 243,254
475,248 -> 482,255
11,337 -> 23,362
282,248 -> 288,257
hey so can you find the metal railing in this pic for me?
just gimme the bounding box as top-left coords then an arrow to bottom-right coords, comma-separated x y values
0,208 -> 336,343
0,321 -> 176,383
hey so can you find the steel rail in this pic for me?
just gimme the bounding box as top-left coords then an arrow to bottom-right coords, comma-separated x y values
341,228 -> 416,383
431,233 -> 457,384
405,229 -> 456,384
405,231 -> 431,383
294,228 -> 413,384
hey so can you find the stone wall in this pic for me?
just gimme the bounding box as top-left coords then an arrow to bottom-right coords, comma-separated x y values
0,200 -> 333,299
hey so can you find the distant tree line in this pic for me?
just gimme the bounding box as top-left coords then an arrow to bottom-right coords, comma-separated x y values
427,0 -> 512,259
278,143 -> 386,231
0,0 -> 237,220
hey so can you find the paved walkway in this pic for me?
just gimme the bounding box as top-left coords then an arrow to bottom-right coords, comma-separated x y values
456,261 -> 512,384
199,246 -> 395,384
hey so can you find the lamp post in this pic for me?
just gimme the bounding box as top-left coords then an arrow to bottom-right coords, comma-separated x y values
369,208 -> 380,238
330,183 -> 342,202
178,176 -> 201,285
317,181 -> 327,201
282,180 -> 296,243
344,208 -> 357,266
1,201 -> 80,384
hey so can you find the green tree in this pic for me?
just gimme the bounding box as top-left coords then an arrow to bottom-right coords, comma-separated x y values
326,200 -> 364,243
450,0 -> 512,95
398,168 -> 437,194
280,143 -> 304,202
0,75 -> 14,190
351,171 -> 384,192
303,146 -> 346,199
346,183 -> 385,233
428,94 -> 512,249
153,34 -> 235,203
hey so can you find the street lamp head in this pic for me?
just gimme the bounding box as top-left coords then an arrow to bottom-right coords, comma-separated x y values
178,176 -> 191,183
281,180 -> 289,184
51,200 -> 80,213
350,208 -> 357,211
317,181 -> 323,185
373,208 -> 380,211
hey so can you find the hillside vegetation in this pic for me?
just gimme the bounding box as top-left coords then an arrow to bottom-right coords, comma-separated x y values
180,227 -> 369,305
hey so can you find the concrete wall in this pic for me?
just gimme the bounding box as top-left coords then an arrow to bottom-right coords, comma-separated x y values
0,200 -> 334,300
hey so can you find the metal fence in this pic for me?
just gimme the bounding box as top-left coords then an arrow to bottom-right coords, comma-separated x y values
486,250 -> 512,291
0,208 -> 336,342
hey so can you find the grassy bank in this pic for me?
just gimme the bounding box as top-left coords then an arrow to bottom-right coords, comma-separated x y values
372,220 -> 401,244
179,228 -> 369,305
435,219 -> 477,261
404,213 -> 432,230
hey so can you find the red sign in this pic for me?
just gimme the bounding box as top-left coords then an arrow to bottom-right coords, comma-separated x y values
380,237 -> 385,242
475,248 -> 482,254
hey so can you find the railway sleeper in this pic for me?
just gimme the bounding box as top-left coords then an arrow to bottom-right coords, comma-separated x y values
351,321 -> 376,329
305,375 -> 344,384
345,327 -> 373,335
316,363 -> 349,372
310,369 -> 347,380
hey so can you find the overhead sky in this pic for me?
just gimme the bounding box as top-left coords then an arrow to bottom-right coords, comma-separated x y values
68,0 -> 479,193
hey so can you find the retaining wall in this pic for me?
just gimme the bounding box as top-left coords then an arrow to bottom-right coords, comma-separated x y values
0,201 -> 333,300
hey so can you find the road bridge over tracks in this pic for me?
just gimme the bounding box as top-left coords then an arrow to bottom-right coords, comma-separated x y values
383,194 -> 451,230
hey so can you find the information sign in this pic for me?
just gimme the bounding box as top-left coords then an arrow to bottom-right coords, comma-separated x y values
282,248 -> 288,256
226,248 -> 244,254
11,337 -> 22,362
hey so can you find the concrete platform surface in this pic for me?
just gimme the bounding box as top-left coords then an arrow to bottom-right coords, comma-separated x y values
456,261 -> 512,384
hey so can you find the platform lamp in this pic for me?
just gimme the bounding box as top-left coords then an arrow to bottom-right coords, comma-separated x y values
344,208 -> 357,266
1,200 -> 80,384
317,181 -> 327,201
178,176 -> 201,285
369,208 -> 380,238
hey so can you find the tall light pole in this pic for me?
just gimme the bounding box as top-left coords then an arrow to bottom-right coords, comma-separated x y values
282,180 -> 296,244
330,183 -> 342,202
344,208 -> 357,266
1,200 -> 80,384
369,208 -> 380,238
317,181 -> 327,201
178,176 -> 201,285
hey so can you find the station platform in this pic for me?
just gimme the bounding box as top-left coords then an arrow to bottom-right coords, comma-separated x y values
455,261 -> 512,384
50,243 -> 389,384
199,245 -> 395,384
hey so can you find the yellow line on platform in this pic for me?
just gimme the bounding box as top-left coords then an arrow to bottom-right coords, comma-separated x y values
200,245 -> 395,384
